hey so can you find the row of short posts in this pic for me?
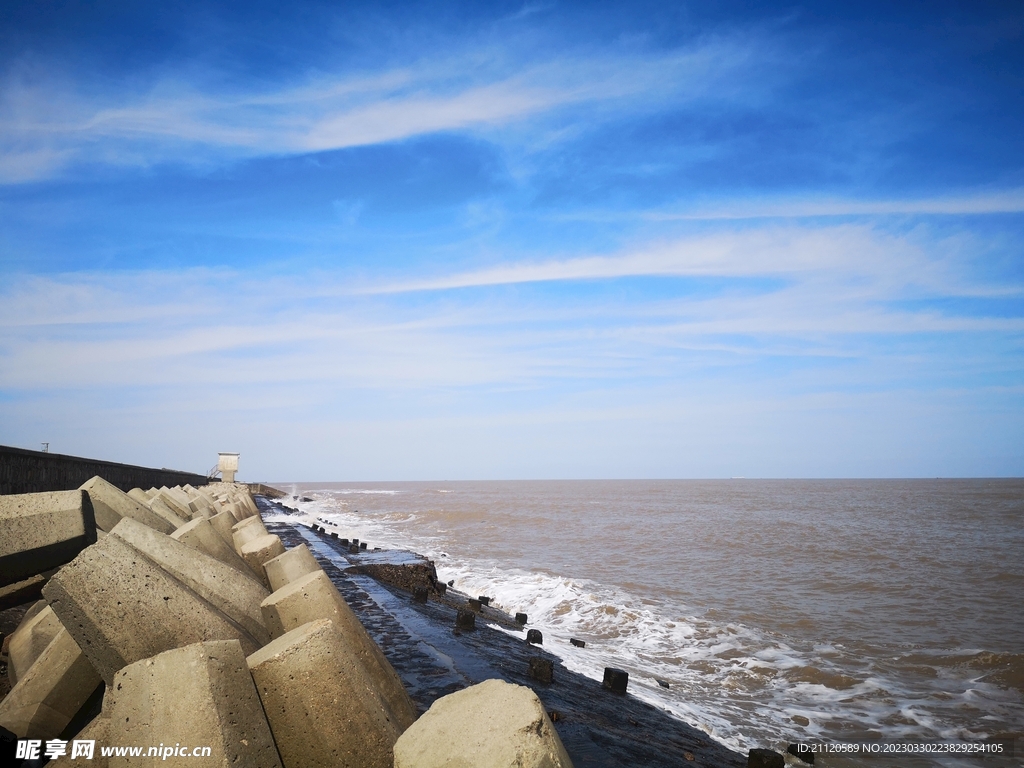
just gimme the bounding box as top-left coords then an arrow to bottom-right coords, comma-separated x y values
441,586 -> 633,696
747,744 -> 815,767
309,526 -> 369,552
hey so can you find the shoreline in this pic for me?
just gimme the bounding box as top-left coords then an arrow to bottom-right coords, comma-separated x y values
260,496 -> 750,767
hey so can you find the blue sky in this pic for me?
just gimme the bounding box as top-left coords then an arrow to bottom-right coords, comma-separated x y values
1,1 -> 1022,479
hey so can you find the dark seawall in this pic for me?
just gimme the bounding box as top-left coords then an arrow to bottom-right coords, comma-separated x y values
0,444 -> 209,495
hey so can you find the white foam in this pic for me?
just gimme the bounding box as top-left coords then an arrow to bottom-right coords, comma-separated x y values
289,491 -> 1024,757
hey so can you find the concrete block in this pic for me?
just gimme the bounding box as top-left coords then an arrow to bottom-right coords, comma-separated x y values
226,502 -> 246,522
748,748 -> 785,768
528,657 -> 554,684
7,604 -> 63,685
50,715 -> 109,766
128,488 -> 151,504
154,488 -> 193,521
171,517 -> 258,579
263,544 -> 320,592
208,510 -> 237,547
259,570 -> 417,729
239,534 -> 286,586
164,485 -> 194,511
787,743 -> 815,764
247,619 -> 404,768
0,490 -> 97,587
232,516 -> 268,552
0,628 -> 102,738
146,496 -> 189,530
110,518 -> 271,646
80,476 -> 175,535
602,667 -> 628,694
193,488 -> 220,511
0,570 -> 56,612
239,492 -> 259,517
42,533 -> 263,685
105,640 -> 282,768
393,678 -> 573,768
233,514 -> 266,534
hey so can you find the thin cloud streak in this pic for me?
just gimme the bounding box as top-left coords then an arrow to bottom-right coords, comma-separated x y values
0,42 -> 748,182
549,191 -> 1024,224
1,223 -> 1019,394
366,225 -> 1022,298
646,191 -> 1024,219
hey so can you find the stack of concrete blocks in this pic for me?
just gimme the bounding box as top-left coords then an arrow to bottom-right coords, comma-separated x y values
1,476 -> 575,768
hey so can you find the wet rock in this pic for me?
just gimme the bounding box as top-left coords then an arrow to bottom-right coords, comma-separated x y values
657,679 -> 670,689
569,638 -> 585,648
345,557 -> 439,595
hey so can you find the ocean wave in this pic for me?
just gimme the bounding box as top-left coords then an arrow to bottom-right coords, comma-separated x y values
298,493 -> 1024,758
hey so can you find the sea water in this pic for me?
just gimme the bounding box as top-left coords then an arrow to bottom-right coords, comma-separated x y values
270,480 -> 1024,761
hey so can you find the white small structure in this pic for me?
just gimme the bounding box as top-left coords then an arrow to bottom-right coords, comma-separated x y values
218,453 -> 239,484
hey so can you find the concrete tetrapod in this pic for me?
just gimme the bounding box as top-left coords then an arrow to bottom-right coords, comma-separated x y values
154,489 -> 193,522
239,534 -> 286,587
0,490 -> 98,587
259,569 -> 418,730
171,517 -> 257,578
263,543 -> 320,592
41,533 -> 263,685
6,603 -> 63,685
104,640 -> 283,768
393,678 -> 573,768
163,487 -> 196,517
232,516 -> 269,553
208,510 -> 238,548
0,571 -> 55,612
145,496 -> 189,531
0,628 -> 102,738
228,503 -> 248,522
247,619 -> 404,768
127,488 -> 151,505
80,476 -> 176,535
108,518 -> 271,646
50,715 -> 109,766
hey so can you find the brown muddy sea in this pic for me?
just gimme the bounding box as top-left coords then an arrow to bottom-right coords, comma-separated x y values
267,479 -> 1024,765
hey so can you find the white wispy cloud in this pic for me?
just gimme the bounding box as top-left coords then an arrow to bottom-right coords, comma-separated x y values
1,223 -> 1018,395
0,41 -> 748,183
366,224 -> 1022,298
644,191 -> 1024,219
